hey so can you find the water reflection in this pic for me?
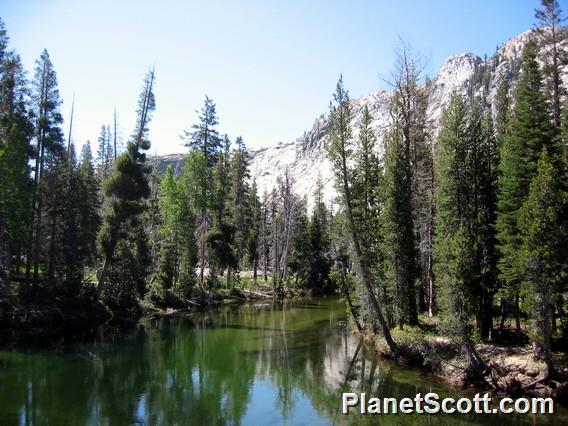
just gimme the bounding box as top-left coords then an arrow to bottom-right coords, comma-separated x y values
0,299 -> 561,425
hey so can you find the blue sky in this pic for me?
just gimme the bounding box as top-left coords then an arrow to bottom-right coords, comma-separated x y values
1,0 -> 559,154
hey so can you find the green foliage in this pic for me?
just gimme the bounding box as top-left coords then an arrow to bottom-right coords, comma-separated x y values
206,223 -> 237,275
288,198 -> 311,285
97,68 -> 155,309
434,93 -> 476,342
0,29 -> 34,284
307,184 -> 334,294
183,96 -> 221,166
381,120 -> 418,327
496,41 -> 557,298
518,148 -> 565,371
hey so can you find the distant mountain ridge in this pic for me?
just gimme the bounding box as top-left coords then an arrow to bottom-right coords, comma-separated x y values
155,29 -> 565,210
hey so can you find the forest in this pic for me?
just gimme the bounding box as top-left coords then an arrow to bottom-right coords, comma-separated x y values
0,0 -> 567,395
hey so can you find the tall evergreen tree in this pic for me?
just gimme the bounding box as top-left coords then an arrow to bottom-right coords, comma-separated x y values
496,41 -> 557,339
289,197 -> 310,287
390,41 -> 431,315
182,96 -> 222,287
76,141 -> 101,268
97,68 -> 155,304
326,75 -> 397,353
96,124 -> 113,179
0,21 -> 34,285
518,148 -> 565,377
434,93 -> 485,374
381,119 -> 419,328
27,49 -> 65,285
246,180 -> 261,284
307,179 -> 333,294
467,102 -> 500,340
535,0 -> 566,127
229,136 -> 251,270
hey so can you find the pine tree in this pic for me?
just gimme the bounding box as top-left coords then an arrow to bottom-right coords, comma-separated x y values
176,151 -> 204,293
496,41 -> 557,340
307,179 -> 333,294
518,148 -> 565,377
326,75 -> 397,353
390,41 -> 431,316
381,120 -> 418,328
207,134 -> 236,287
27,49 -> 65,285
97,68 -> 155,304
76,141 -> 100,268
495,75 -> 511,147
352,105 -> 381,253
246,181 -> 261,284
0,21 -> 34,285
535,0 -> 566,127
183,96 -> 222,166
96,124 -> 113,179
434,93 -> 485,373
229,136 -> 251,272
289,197 -> 310,286
149,166 -> 183,304
60,144 -> 83,291
467,102 -> 500,340
182,96 -> 222,287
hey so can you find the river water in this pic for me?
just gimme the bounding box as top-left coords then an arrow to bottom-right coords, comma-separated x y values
0,298 -> 562,425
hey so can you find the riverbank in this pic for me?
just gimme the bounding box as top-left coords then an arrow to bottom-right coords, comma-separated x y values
0,283 -> 308,347
140,285 -> 309,318
358,322 -> 568,403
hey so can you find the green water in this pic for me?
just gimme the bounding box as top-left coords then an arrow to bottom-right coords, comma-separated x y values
0,298 -> 563,425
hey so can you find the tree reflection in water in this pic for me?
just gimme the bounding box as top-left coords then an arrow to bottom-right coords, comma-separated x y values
0,299 -> 557,425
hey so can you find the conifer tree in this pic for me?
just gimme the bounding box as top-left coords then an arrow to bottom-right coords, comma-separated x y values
246,181 -> 261,284
289,197 -> 310,287
182,96 -> 222,287
434,93 -> 485,373
97,124 -> 113,179
177,151 -> 204,292
149,165 -> 183,303
60,144 -> 83,291
495,76 -> 511,146
307,179 -> 333,294
0,23 -> 34,285
519,148 -> 565,377
390,41 -> 431,315
496,41 -> 557,339
76,142 -> 100,268
97,68 -> 155,303
381,120 -> 418,328
27,49 -> 65,285
229,136 -> 251,271
535,0 -> 566,127
326,75 -> 397,353
352,105 -> 381,251
467,102 -> 500,339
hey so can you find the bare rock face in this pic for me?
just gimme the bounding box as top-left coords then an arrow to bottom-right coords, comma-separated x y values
156,29 -> 564,210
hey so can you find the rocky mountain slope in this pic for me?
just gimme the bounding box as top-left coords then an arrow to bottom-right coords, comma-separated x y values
157,29 -> 562,210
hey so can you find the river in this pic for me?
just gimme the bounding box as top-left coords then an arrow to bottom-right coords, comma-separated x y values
0,298 -> 562,425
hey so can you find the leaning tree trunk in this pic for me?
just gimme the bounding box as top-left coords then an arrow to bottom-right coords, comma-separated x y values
96,255 -> 110,299
343,175 -> 398,354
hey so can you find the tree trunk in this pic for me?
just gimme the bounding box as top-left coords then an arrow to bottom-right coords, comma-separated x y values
199,210 -> 206,288
339,263 -> 363,332
515,292 -> 522,345
498,298 -> 506,341
96,256 -> 110,299
342,172 -> 397,354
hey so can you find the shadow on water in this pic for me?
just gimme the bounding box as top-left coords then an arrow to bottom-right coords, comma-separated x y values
0,297 -> 564,425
